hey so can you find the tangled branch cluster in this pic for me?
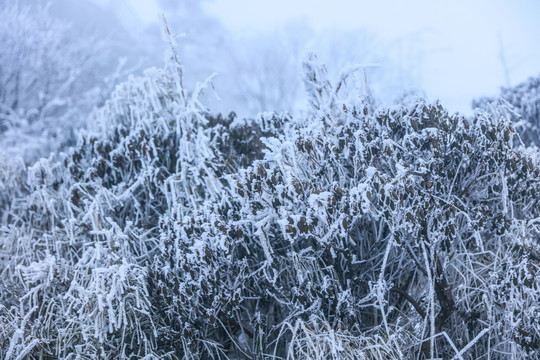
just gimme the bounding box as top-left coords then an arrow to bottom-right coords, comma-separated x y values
1,51 -> 540,359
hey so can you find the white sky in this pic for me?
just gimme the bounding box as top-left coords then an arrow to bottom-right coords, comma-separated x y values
101,0 -> 540,113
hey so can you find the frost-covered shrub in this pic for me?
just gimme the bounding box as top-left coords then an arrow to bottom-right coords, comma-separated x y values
473,75 -> 540,149
179,58 -> 539,359
1,49 -> 540,359
0,152 -> 26,222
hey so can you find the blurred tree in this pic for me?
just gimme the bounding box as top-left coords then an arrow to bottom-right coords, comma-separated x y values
0,1 -> 122,162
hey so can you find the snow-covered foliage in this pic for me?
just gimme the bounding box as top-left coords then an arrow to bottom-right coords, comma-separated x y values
1,42 -> 540,360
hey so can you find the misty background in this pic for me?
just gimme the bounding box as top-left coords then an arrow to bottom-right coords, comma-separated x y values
51,0 -> 540,113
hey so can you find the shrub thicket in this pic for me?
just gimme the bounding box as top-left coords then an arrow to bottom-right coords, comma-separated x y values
1,51 -> 540,359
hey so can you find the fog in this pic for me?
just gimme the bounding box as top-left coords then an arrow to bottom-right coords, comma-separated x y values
118,0 -> 540,113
